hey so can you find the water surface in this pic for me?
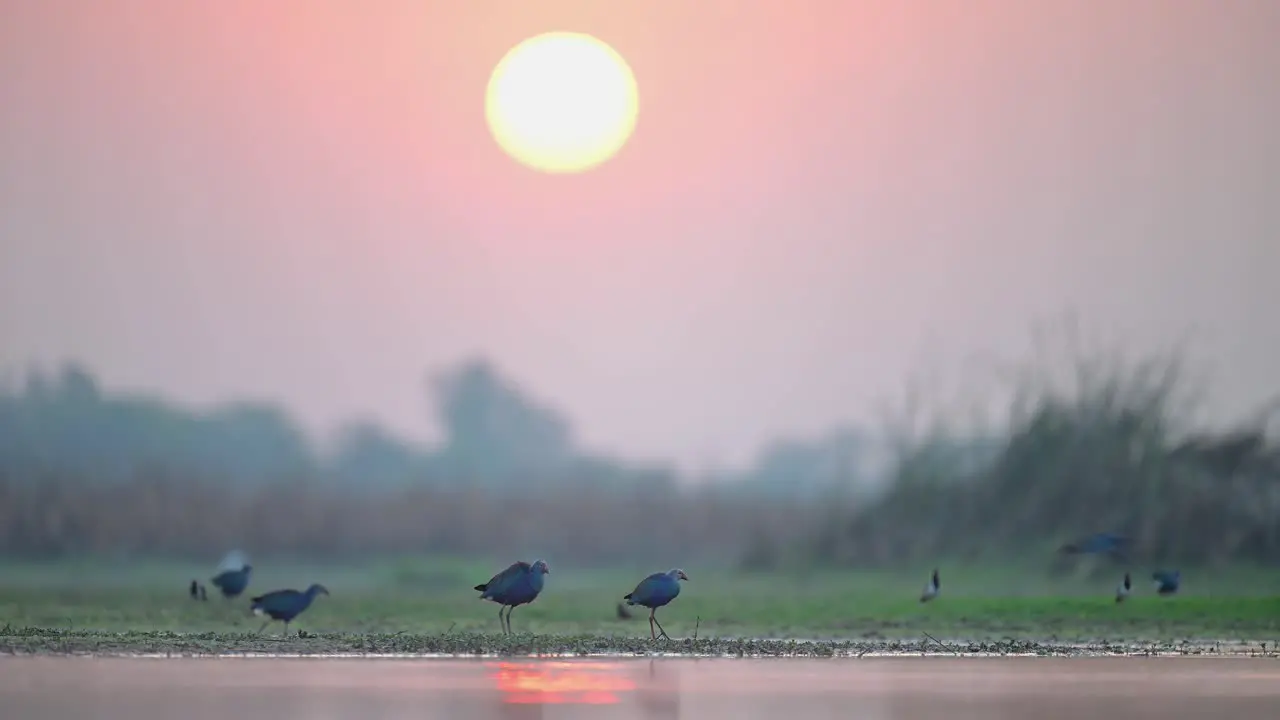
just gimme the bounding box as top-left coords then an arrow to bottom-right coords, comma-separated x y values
3,656 -> 1278,719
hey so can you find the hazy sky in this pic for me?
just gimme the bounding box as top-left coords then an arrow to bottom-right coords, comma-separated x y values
2,0 -> 1277,474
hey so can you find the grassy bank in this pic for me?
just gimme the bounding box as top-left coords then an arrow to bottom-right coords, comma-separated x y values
2,557 -> 1279,655
4,628 -> 1276,658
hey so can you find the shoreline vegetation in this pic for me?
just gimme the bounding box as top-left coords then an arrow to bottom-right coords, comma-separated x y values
3,565 -> 1279,658
2,324 -> 1278,660
3,628 -> 1278,659
2,330 -> 1277,572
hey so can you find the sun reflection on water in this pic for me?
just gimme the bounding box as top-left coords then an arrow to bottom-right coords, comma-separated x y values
487,661 -> 637,705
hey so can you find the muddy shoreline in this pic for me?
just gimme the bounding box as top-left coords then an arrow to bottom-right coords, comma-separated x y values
3,628 -> 1276,658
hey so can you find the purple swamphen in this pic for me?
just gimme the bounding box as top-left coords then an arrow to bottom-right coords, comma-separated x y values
623,568 -> 689,640
1115,572 -> 1131,603
1059,532 -> 1129,562
1152,570 -> 1180,596
919,569 -> 940,603
474,559 -> 550,635
211,564 -> 252,600
250,583 -> 330,635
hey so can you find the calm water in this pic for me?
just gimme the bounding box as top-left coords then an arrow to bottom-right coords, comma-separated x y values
2,656 -> 1278,719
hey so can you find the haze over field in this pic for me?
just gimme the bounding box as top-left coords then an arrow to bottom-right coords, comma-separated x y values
2,0 -> 1277,478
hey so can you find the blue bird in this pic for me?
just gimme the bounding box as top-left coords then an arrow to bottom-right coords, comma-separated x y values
1059,532 -> 1129,561
1115,572 -> 1131,603
474,559 -> 551,635
250,583 -> 330,635
920,569 -> 940,603
623,568 -> 689,640
210,564 -> 253,600
1152,570 -> 1180,596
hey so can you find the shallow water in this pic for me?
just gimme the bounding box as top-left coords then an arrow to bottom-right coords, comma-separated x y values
2,656 -> 1278,719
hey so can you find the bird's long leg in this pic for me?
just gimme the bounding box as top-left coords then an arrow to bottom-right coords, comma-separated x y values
648,609 -> 656,640
256,620 -> 271,635
507,606 -> 517,635
498,605 -> 507,634
651,610 -> 670,641
283,621 -> 290,638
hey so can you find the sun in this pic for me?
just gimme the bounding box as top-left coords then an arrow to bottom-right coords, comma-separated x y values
485,32 -> 639,174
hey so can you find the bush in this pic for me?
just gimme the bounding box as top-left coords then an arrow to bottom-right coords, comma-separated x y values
807,327 -> 1280,569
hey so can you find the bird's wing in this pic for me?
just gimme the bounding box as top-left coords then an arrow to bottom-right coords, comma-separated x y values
252,589 -> 299,607
627,572 -> 666,602
485,561 -> 532,593
216,550 -> 249,573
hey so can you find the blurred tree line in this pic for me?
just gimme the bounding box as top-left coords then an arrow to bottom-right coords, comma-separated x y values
0,358 -> 878,498
0,359 -> 674,492
0,357 -> 831,563
1,339 -> 1276,568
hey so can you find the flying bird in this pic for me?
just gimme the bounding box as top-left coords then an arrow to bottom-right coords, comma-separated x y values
1115,572 -> 1131,603
623,568 -> 689,640
1152,570 -> 1180,596
920,569 -> 940,603
250,584 -> 330,636
474,559 -> 550,635
1059,532 -> 1130,561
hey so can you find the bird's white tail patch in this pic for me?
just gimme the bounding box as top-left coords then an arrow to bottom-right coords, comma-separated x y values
252,606 -> 265,617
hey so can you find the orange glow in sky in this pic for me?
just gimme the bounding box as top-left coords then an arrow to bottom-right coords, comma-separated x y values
2,1 -> 1277,474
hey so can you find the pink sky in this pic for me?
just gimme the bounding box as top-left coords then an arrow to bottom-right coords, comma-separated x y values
2,0 -> 1277,473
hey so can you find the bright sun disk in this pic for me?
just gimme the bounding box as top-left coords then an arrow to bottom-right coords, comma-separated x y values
485,32 -> 639,174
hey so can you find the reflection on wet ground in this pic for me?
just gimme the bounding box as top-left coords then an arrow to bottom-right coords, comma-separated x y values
3,655 -> 1279,719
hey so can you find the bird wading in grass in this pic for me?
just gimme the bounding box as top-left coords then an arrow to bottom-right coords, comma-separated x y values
920,569 -> 940,603
211,564 -> 252,600
210,550 -> 253,600
474,559 -> 550,635
1152,570 -> 1180,596
1115,572 -> 1131,603
623,568 -> 688,640
250,584 -> 329,635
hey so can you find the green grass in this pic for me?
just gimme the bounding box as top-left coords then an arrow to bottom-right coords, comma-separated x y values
2,556 -> 1279,656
